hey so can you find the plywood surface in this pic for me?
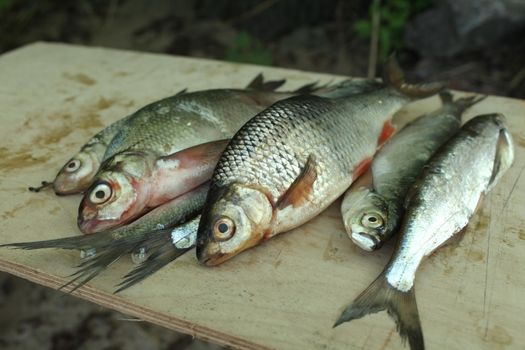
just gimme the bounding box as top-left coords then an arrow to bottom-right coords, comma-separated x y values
0,43 -> 524,350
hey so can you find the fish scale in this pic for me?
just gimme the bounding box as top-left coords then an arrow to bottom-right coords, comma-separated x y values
335,113 -> 515,350
196,63 -> 439,266
341,92 -> 485,251
104,90 -> 288,160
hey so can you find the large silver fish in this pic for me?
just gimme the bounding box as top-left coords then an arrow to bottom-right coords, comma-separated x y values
30,75 -> 285,195
78,79 -> 385,234
334,113 -> 514,349
341,92 -> 485,251
196,57 -> 443,266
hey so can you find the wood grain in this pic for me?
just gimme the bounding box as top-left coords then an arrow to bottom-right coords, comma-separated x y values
0,43 -> 523,350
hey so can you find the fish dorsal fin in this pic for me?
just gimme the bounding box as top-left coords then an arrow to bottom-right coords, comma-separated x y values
277,154 -> 317,210
487,128 -> 514,191
246,73 -> 286,92
175,88 -> 188,96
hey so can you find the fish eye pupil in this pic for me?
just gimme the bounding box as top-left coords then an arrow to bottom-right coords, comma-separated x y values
218,223 -> 229,233
68,162 -> 76,168
95,190 -> 105,199
368,216 -> 377,223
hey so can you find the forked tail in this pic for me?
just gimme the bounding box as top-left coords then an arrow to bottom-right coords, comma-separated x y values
334,272 -> 424,350
384,55 -> 444,99
439,90 -> 487,116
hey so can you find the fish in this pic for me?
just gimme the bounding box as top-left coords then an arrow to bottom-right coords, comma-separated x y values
2,183 -> 208,291
29,75 -> 285,195
196,56 -> 444,266
333,113 -> 514,349
78,78 -> 385,234
341,92 -> 486,251
78,140 -> 227,233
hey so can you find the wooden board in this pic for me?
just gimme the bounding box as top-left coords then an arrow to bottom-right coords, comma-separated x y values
0,42 -> 524,350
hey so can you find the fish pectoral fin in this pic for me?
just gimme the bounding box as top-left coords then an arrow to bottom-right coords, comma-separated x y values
377,120 -> 396,146
157,139 -> 230,170
353,157 -> 373,181
334,273 -> 424,350
276,154 -> 317,210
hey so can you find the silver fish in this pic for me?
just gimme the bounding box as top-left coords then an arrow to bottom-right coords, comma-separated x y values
78,78 -> 386,234
334,113 -> 514,349
30,76 -> 283,195
341,92 -> 485,251
2,184 -> 208,291
196,57 -> 443,266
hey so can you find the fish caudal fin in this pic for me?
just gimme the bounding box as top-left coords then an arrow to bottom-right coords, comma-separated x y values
246,73 -> 286,92
384,55 -> 443,99
334,273 -> 424,350
115,230 -> 191,293
439,91 -> 487,116
0,233 -> 113,251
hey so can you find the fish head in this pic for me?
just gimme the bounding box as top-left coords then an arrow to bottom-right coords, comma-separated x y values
341,187 -> 389,251
467,113 -> 515,189
196,184 -> 273,266
77,151 -> 154,233
53,144 -> 104,195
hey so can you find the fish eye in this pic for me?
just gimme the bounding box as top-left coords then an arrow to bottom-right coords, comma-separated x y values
65,159 -> 81,173
213,217 -> 236,241
89,182 -> 112,204
361,213 -> 384,229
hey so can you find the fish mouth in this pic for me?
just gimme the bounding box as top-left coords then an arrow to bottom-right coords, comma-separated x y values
351,232 -> 380,251
200,253 -> 230,266
78,217 -> 115,234
53,181 -> 85,196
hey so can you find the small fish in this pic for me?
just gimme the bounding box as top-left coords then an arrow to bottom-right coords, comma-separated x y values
29,75 -> 284,195
79,78 -> 385,234
78,140 -> 227,233
2,184 -> 208,291
334,113 -> 514,349
196,56 -> 443,266
341,92 -> 485,251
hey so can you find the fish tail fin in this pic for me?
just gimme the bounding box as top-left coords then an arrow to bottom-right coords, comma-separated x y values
115,229 -> 191,293
452,95 -> 487,113
334,273 -> 424,350
0,234 -> 112,250
384,54 -> 444,99
438,90 -> 454,104
246,73 -> 286,92
440,92 -> 487,116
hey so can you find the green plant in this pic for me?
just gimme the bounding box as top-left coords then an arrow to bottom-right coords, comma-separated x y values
225,31 -> 273,66
0,0 -> 10,11
354,0 -> 432,60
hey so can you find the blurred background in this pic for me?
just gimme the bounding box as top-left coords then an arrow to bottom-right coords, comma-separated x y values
0,0 -> 524,349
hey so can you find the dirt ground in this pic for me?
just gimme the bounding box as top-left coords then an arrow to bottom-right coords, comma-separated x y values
0,272 -> 223,350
